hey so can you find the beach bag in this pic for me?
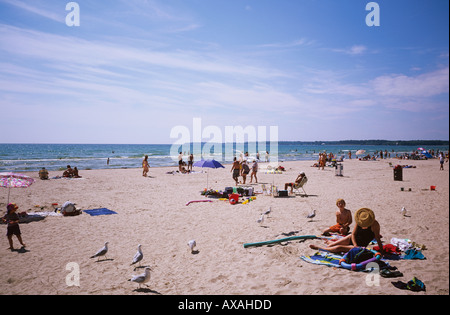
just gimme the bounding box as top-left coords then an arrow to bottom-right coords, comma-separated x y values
344,247 -> 374,264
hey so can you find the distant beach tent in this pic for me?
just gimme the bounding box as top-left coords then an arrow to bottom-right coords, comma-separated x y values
193,159 -> 225,189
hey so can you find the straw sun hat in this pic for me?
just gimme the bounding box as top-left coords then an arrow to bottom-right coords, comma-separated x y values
355,208 -> 375,228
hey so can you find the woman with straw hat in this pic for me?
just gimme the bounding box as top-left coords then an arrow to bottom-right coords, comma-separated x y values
310,208 -> 384,255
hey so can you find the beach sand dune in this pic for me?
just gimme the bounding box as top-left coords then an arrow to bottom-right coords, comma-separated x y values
1,159 -> 448,295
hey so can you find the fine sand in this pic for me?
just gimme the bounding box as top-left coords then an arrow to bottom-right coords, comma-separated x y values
0,158 -> 448,295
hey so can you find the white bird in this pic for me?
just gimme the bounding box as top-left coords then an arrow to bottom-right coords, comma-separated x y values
90,242 -> 109,261
264,207 -> 272,217
188,240 -> 196,253
401,207 -> 407,216
131,244 -> 143,268
306,210 -> 316,220
129,267 -> 151,289
257,214 -> 264,224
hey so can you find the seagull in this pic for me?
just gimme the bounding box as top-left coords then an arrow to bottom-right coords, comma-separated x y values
90,242 -> 109,261
401,207 -> 407,216
131,244 -> 143,269
306,210 -> 316,221
129,267 -> 151,289
264,207 -> 272,217
257,214 -> 265,224
188,240 -> 196,253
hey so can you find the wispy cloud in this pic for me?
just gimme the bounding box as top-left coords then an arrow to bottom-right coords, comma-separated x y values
333,45 -> 368,55
0,0 -> 63,23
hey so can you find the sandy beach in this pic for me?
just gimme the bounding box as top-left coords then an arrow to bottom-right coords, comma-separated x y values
0,158 -> 448,295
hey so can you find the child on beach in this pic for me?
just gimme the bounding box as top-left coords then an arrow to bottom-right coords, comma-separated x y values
322,199 -> 352,236
310,208 -> 384,255
2,203 -> 26,250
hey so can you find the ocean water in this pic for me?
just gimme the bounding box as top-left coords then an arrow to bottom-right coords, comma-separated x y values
0,142 -> 448,173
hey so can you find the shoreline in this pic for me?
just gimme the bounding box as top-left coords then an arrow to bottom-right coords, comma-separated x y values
1,158 -> 448,295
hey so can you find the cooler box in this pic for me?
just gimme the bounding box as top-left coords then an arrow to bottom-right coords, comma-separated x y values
278,190 -> 288,197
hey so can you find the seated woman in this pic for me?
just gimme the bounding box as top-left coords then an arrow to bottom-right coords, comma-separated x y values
63,165 -> 74,178
284,172 -> 306,194
72,167 -> 82,178
39,167 -> 49,180
310,208 -> 384,256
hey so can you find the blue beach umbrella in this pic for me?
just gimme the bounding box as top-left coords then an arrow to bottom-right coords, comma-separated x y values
193,159 -> 225,188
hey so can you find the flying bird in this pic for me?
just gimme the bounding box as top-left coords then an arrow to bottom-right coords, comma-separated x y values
90,242 -> 109,261
129,267 -> 151,289
131,244 -> 143,269
188,240 -> 196,253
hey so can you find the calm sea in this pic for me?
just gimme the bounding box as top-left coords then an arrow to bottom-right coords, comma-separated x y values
0,142 -> 448,172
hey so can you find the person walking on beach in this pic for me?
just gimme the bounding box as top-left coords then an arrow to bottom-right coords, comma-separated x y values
188,154 -> 194,172
439,152 -> 445,170
142,155 -> 149,177
231,157 -> 241,185
250,160 -> 258,183
2,203 -> 26,250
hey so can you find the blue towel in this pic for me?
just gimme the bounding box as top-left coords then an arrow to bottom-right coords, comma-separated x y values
83,208 -> 117,216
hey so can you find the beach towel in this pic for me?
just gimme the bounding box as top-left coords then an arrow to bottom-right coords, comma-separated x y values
300,251 -> 343,268
83,208 -> 117,216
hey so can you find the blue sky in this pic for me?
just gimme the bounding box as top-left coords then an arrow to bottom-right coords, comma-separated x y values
0,0 -> 448,144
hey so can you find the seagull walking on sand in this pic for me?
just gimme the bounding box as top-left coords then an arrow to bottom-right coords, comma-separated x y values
401,207 -> 407,216
188,240 -> 196,253
90,242 -> 109,261
264,207 -> 272,217
306,210 -> 316,221
129,267 -> 151,289
131,244 -> 143,269
257,214 -> 265,224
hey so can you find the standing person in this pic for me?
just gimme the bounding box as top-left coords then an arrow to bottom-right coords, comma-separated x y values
439,152 -> 445,170
250,160 -> 258,183
142,155 -> 149,177
231,157 -> 241,185
2,203 -> 26,250
319,153 -> 326,170
178,152 -> 183,172
265,151 -> 269,162
188,153 -> 194,172
241,161 -> 250,184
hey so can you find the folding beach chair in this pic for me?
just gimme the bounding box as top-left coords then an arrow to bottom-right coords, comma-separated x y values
293,176 -> 308,196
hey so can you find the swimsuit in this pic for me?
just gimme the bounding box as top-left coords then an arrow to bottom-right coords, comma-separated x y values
352,225 -> 375,247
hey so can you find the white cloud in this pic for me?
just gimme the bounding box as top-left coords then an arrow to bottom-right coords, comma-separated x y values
370,67 -> 449,98
333,45 -> 368,55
